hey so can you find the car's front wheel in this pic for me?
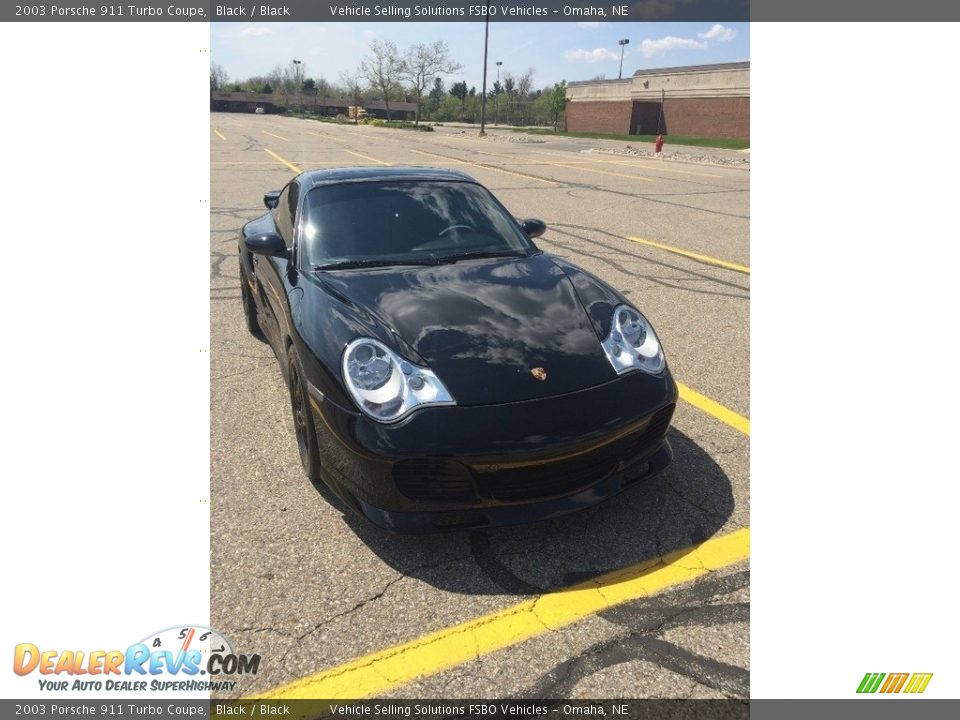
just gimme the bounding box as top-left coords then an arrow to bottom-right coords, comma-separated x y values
287,344 -> 322,482
240,265 -> 267,342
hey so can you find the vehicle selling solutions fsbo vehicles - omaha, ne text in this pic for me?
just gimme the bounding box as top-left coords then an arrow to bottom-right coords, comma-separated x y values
238,167 -> 678,533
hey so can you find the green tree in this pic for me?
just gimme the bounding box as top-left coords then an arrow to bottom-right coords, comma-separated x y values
450,81 -> 468,115
548,80 -> 568,130
428,77 -> 445,115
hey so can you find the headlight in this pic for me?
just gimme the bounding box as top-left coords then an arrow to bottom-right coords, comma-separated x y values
342,338 -> 455,423
601,304 -> 665,375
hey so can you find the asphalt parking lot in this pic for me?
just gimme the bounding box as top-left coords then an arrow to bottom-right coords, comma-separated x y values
210,112 -> 750,700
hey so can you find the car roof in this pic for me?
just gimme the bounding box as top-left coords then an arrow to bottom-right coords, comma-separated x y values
299,166 -> 476,189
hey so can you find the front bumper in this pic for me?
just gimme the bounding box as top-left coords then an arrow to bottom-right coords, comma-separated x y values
309,367 -> 678,533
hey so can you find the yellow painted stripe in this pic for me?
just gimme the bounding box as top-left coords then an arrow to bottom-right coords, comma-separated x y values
601,158 -> 724,179
256,528 -> 749,700
262,130 -> 289,142
627,236 -> 750,274
530,150 -> 723,179
411,149 -> 558,186
540,160 -> 654,182
263,148 -> 301,174
344,149 -> 391,166
916,674 -> 933,693
306,130 -> 349,144
213,129 -> 227,141
677,383 -> 750,436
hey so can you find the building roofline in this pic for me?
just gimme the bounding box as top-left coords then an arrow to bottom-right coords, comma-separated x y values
631,61 -> 749,77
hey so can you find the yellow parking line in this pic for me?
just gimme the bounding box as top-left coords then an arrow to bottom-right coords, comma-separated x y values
263,148 -> 301,174
307,130 -> 349,144
262,130 -> 289,142
213,129 -> 227,141
257,527 -> 749,700
531,150 -> 723,179
344,149 -> 391,166
410,149 -> 557,186
626,236 -> 750,274
600,158 -> 724,179
677,383 -> 750,436
541,160 -> 654,182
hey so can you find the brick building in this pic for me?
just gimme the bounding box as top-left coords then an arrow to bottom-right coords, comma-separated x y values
565,61 -> 749,140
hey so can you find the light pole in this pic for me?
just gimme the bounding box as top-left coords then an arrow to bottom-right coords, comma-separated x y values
495,61 -> 502,125
618,39 -> 629,80
479,4 -> 490,136
292,59 -> 303,112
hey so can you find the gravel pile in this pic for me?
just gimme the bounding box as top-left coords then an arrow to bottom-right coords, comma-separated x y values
488,134 -> 546,144
585,145 -> 750,168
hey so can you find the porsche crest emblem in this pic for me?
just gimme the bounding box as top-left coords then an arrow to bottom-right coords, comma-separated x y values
531,367 -> 547,381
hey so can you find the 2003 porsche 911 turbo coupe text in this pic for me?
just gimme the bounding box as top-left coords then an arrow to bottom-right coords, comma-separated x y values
239,167 -> 678,533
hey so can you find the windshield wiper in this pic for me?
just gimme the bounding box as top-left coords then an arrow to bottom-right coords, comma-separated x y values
435,250 -> 530,264
313,258 -> 439,271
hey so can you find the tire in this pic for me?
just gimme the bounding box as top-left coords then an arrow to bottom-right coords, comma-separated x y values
240,264 -> 267,342
287,344 -> 323,482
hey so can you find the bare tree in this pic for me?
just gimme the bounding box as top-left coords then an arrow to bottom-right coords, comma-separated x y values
316,76 -> 332,101
359,39 -> 403,120
339,69 -> 365,122
210,62 -> 228,91
517,68 -> 535,99
515,68 -> 535,125
400,41 -> 462,125
267,65 -> 286,106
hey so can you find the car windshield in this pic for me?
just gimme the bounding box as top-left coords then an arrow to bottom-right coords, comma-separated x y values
301,180 -> 537,269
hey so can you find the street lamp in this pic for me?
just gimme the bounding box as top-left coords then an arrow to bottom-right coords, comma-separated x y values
618,39 -> 629,80
479,3 -> 490,136
292,58 -> 303,112
495,61 -> 503,125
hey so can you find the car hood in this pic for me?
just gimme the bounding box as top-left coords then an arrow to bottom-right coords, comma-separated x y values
317,254 -> 618,406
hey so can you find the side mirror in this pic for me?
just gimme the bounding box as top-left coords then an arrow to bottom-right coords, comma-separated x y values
264,191 -> 280,210
521,218 -> 546,239
244,231 -> 288,259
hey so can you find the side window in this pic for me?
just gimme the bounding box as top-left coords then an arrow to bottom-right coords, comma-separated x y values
273,181 -> 299,247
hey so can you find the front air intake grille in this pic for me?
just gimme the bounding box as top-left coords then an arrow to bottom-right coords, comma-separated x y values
393,459 -> 476,502
476,404 -> 675,502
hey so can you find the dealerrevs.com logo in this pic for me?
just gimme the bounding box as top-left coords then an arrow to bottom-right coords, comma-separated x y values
857,672 -> 933,694
13,625 -> 260,693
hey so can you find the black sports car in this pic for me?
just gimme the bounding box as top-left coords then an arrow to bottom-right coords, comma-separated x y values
239,167 -> 678,533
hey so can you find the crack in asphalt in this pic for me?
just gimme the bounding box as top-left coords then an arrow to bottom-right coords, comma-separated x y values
278,573 -> 406,667
547,224 -> 749,297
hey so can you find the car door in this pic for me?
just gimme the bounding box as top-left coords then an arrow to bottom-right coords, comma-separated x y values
255,180 -> 299,349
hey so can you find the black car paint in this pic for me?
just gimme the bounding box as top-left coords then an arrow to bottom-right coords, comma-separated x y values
239,167 -> 678,533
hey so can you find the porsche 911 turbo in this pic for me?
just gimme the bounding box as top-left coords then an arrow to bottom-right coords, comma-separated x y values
239,167 -> 678,533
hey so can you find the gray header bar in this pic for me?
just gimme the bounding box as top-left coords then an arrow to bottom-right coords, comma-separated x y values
5,1 -> 747,22
6,1 -> 960,22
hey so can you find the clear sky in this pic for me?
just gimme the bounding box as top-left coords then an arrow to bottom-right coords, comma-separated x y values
211,21 -> 749,91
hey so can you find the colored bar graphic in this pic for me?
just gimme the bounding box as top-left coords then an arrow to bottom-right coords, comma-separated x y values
904,673 -> 933,693
880,673 -> 908,693
857,672 -> 932,694
857,672 -> 886,693
856,673 -> 874,693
